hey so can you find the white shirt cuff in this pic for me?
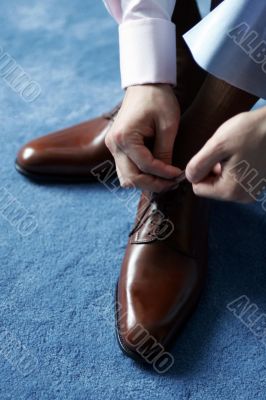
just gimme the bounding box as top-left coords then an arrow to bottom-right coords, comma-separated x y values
118,18 -> 177,89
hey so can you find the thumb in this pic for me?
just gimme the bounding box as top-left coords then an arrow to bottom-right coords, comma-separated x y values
191,173 -> 228,200
186,135 -> 229,183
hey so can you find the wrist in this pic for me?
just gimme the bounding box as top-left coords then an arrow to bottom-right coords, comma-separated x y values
126,83 -> 173,95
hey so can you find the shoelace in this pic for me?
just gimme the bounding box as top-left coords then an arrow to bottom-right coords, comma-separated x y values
129,181 -> 189,239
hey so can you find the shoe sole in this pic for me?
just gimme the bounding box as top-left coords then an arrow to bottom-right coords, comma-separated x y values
114,282 -> 149,364
15,161 -> 100,183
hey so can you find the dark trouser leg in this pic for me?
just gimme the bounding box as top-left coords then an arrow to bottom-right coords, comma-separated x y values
172,0 -> 226,114
211,0 -> 223,10
172,0 -> 207,112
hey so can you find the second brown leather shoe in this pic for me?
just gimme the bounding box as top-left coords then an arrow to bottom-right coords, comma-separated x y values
16,103 -> 120,182
115,181 -> 209,370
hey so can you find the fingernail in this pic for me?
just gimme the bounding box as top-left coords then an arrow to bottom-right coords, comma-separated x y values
185,170 -> 195,183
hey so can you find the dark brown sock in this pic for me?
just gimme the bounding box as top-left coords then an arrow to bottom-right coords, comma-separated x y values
173,75 -> 259,169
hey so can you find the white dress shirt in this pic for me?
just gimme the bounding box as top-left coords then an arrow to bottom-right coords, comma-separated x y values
103,0 -> 177,88
184,0 -> 266,99
103,0 -> 266,99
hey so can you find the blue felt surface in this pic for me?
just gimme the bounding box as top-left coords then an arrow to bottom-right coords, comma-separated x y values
1,1 -> 266,399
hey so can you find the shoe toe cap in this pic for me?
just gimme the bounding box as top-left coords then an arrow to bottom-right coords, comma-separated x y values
16,143 -> 41,172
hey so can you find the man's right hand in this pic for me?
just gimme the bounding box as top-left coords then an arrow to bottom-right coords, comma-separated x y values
105,84 -> 182,193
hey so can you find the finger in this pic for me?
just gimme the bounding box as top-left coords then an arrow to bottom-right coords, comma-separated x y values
213,162 -> 222,176
133,174 -> 178,193
192,176 -> 227,200
124,143 -> 181,179
114,151 -> 177,192
114,151 -> 139,187
186,137 -> 230,183
192,172 -> 250,202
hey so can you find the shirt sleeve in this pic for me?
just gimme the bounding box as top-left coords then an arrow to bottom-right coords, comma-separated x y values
184,0 -> 266,99
103,0 -> 177,88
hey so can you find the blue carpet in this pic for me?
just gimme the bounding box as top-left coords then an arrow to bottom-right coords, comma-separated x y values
1,1 -> 266,399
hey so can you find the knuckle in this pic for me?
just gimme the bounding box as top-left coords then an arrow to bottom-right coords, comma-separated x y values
206,127 -> 226,148
192,184 -> 199,195
186,162 -> 198,181
120,177 -> 135,189
120,181 -> 128,189
213,138 -> 226,156
105,129 -> 127,149
104,134 -> 112,149
160,120 -> 178,135
112,130 -> 127,147
193,184 -> 203,197
236,112 -> 249,125
139,161 -> 150,174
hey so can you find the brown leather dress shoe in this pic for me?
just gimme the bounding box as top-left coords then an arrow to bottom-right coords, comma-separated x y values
115,181 -> 209,369
16,103 -> 120,182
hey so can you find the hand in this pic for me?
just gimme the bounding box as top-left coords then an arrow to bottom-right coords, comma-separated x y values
105,84 -> 182,193
186,107 -> 266,203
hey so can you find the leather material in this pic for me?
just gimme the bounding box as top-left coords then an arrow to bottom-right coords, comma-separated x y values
116,181 -> 209,355
16,104 -> 120,180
